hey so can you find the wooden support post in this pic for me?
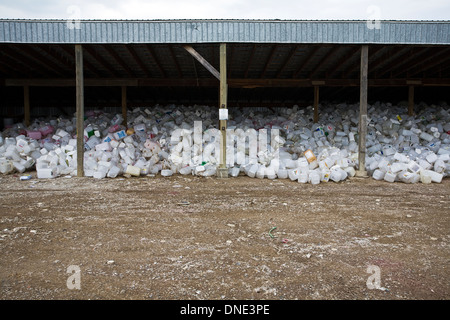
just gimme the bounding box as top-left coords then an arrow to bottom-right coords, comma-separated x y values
24,85 -> 30,127
122,86 -> 127,126
408,85 -> 414,116
356,45 -> 369,177
217,43 -> 228,178
313,86 -> 319,123
75,44 -> 84,178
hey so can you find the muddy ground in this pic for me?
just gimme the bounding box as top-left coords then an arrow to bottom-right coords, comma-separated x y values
0,172 -> 448,301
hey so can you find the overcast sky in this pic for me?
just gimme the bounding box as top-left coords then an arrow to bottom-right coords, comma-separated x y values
0,0 -> 449,20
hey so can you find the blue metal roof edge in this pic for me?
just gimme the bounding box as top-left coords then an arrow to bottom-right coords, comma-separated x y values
0,19 -> 449,44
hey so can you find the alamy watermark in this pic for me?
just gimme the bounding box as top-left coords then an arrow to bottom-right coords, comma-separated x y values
366,5 -> 381,30
168,121 -> 282,167
366,265 -> 382,290
66,265 -> 81,290
66,5 -> 81,30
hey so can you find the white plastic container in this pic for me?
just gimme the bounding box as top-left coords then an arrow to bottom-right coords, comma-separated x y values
419,132 -> 434,142
425,153 -> 438,164
384,171 -> 396,183
160,169 -> 173,177
265,167 -> 276,179
256,165 -> 266,179
420,171 -> 432,184
344,166 -> 356,177
288,168 -> 299,181
298,171 -> 308,183
0,160 -> 14,174
247,164 -> 259,178
422,169 -> 443,183
107,166 -> 120,178
372,169 -> 385,180
37,167 -> 56,179
126,165 -> 141,177
321,170 -> 331,182
330,170 -> 342,182
434,159 -> 446,173
308,171 -> 320,185
230,166 -> 240,177
179,166 -> 192,175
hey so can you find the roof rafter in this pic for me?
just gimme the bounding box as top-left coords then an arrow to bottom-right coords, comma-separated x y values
146,44 -> 167,78
1,46 -> 49,77
103,45 -> 135,77
10,45 -> 66,77
168,45 -> 183,78
83,45 -> 119,77
326,46 -> 360,78
293,46 -> 321,78
57,45 -> 101,77
376,47 -> 428,78
381,47 -> 430,78
260,45 -> 278,78
408,47 -> 450,77
0,50 -> 29,77
341,45 -> 386,79
244,44 -> 257,78
275,45 -> 299,78
308,46 -> 339,79
124,45 -> 151,78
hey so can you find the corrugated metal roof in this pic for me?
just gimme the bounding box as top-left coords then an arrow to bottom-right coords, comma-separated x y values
0,19 -> 449,44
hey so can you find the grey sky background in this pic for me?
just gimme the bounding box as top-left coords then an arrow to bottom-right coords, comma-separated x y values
0,0 -> 449,20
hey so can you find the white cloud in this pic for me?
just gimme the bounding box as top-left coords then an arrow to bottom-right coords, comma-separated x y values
0,0 -> 449,20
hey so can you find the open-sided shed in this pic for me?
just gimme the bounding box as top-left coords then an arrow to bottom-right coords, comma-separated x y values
1,19 -> 449,177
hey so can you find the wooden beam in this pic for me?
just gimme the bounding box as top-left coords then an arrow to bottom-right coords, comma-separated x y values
357,45 -> 369,177
408,85 -> 414,116
0,55 -> 25,77
104,45 -> 134,77
4,77 -> 450,88
36,45 -> 74,73
425,55 -> 450,77
375,47 -> 425,78
58,45 -> 101,78
309,47 -> 338,79
343,45 -> 385,79
183,45 -> 220,80
261,45 -> 278,78
124,45 -> 151,78
391,47 -> 447,78
146,44 -> 166,78
326,46 -> 360,78
228,45 -> 235,77
1,46 -> 48,77
168,45 -> 183,78
275,45 -> 299,78
122,86 -> 127,126
83,45 -> 118,77
75,45 -> 84,178
313,86 -> 319,123
217,43 -> 228,178
244,44 -> 257,78
293,46 -> 320,78
384,47 -> 430,78
24,85 -> 30,127
369,46 -> 410,78
408,48 -> 450,77
12,45 -> 66,77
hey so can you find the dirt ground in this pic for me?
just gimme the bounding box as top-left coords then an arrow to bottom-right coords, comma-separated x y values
0,172 -> 448,301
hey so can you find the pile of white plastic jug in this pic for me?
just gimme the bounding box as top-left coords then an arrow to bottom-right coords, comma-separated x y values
0,101 -> 448,184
